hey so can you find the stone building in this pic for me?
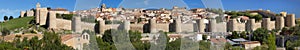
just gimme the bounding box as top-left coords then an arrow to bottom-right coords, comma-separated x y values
61,33 -> 90,50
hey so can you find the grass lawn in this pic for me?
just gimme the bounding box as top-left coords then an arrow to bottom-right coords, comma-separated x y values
0,16 -> 34,31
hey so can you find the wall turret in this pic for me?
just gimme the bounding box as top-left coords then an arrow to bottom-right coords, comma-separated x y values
208,19 -> 216,32
174,17 -> 182,33
48,11 -> 56,29
149,18 -> 157,33
20,11 -> 25,17
35,2 -> 41,23
196,19 -> 205,32
99,18 -> 105,34
262,18 -> 271,30
285,14 -> 296,27
72,17 -> 82,33
275,16 -> 284,30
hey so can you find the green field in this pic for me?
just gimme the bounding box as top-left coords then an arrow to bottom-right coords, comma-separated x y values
0,16 -> 34,30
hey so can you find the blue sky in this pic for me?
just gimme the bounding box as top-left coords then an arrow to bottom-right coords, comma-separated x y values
0,0 -> 300,21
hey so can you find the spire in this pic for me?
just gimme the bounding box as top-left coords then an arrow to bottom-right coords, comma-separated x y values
101,3 -> 106,9
36,2 -> 41,8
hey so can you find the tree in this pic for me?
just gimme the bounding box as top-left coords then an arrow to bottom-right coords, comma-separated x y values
166,38 -> 181,50
129,30 -> 142,42
202,35 -> 207,40
224,42 -> 232,50
240,31 -> 247,39
227,31 -> 240,39
286,40 -> 300,50
251,28 -> 269,44
3,16 -> 8,21
199,41 -> 211,50
102,29 -> 114,44
96,37 -> 114,50
254,15 -> 263,22
0,41 -> 20,50
1,28 -> 10,36
267,33 -> 276,50
9,16 -> 14,20
253,46 -> 268,50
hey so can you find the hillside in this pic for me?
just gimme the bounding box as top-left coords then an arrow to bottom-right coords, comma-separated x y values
0,16 -> 34,30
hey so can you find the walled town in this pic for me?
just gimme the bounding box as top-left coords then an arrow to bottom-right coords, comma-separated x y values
1,3 -> 300,50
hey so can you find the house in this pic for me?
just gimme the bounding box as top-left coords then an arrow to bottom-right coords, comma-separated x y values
241,41 -> 261,50
61,33 -> 90,50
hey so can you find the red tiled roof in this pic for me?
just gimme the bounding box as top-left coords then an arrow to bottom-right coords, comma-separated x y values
210,38 -> 227,44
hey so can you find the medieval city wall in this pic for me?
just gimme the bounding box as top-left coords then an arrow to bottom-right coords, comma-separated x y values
38,8 -> 48,25
26,10 -> 34,16
181,23 -> 194,32
79,22 -> 96,31
20,11 -> 25,17
227,19 -> 245,31
215,22 -> 227,32
130,24 -> 145,33
55,19 -> 72,30
246,19 -> 261,31
275,16 -> 284,30
285,14 -> 296,27
156,23 -> 170,32
261,18 -> 275,30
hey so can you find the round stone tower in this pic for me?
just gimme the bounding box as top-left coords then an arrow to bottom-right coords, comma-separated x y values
48,11 -> 56,29
196,19 -> 205,33
149,18 -> 157,33
246,19 -> 256,31
72,16 -> 81,33
208,19 -> 216,32
98,18 -> 105,34
20,11 -> 25,17
174,17 -> 182,33
123,20 -> 131,31
35,2 -> 41,24
275,16 -> 284,30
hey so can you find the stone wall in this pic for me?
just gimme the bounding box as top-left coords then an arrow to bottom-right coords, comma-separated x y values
156,24 -> 170,32
55,19 -> 72,30
35,8 -> 40,24
275,16 -> 285,30
227,19 -> 245,31
196,19 -> 206,32
20,11 -> 25,17
48,11 -> 56,29
246,19 -> 261,31
285,14 -> 296,27
181,24 -> 194,32
26,10 -> 34,16
130,24 -> 144,33
262,18 -> 275,30
79,22 -> 96,31
71,17 -> 96,33
215,22 -> 227,32
38,8 -> 48,25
